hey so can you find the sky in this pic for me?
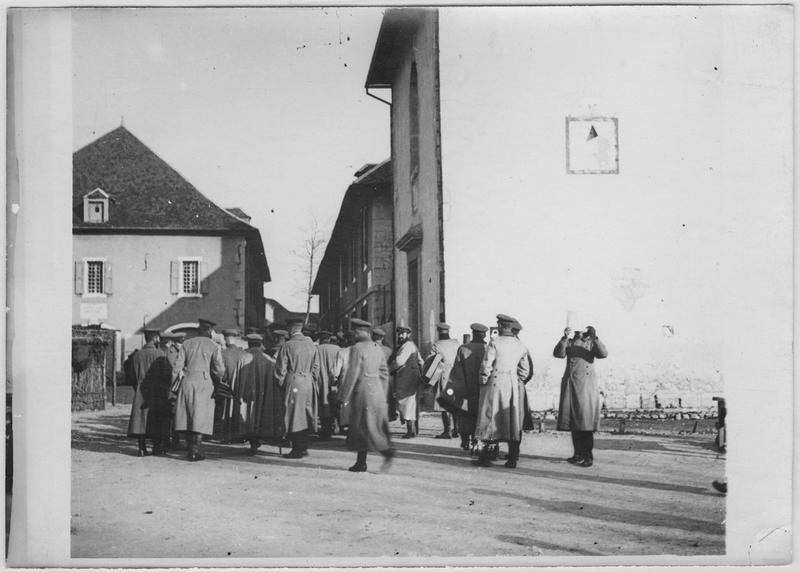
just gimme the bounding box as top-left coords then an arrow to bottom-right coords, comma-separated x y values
72,7 -> 390,311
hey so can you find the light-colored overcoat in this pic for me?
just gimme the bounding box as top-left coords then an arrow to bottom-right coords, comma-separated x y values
174,335 -> 225,436
274,333 -> 320,433
389,340 -> 423,421
338,340 -> 392,452
127,342 -> 172,438
445,340 -> 486,435
554,336 -> 608,431
236,348 -> 281,438
475,334 -> 531,442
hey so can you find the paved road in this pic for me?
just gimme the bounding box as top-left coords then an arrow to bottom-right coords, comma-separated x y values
71,405 -> 725,560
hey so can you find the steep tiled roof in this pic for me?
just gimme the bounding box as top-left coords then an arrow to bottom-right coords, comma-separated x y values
73,126 -> 270,281
73,126 -> 253,233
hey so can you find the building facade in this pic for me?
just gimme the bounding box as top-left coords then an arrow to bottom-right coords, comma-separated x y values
366,12 -> 443,354
312,160 -> 394,336
365,7 -> 792,407
73,126 -> 270,357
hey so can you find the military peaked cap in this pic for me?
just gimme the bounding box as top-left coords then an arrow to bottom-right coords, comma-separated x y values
496,313 -> 517,324
436,322 -> 450,331
396,326 -> 412,334
372,328 -> 386,337
350,318 -> 372,329
245,333 -> 263,342
198,318 -> 216,328
143,328 -> 161,335
273,329 -> 289,339
222,328 -> 240,337
470,323 -> 488,333
511,320 -> 523,331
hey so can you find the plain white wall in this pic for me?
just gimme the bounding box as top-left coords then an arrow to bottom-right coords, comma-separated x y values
439,6 -> 792,407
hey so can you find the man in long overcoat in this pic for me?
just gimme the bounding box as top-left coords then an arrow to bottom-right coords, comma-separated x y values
235,333 -> 280,454
174,318 -> 225,461
512,320 -> 536,432
314,331 -> 340,439
337,319 -> 394,473
474,314 -> 531,468
371,328 -> 395,420
163,332 -> 186,448
389,326 -> 423,439
554,325 -> 608,467
274,319 -> 319,458
426,323 -> 461,439
445,323 -> 488,451
219,329 -> 246,443
127,329 -> 173,456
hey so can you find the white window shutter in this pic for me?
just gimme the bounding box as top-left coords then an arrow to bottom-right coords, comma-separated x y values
170,261 -> 179,294
74,261 -> 83,294
104,262 -> 113,294
200,261 -> 209,294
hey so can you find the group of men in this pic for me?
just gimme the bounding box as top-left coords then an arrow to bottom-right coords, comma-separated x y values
126,312 -> 608,471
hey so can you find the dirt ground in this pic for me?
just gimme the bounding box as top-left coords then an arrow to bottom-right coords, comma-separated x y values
71,405 -> 725,561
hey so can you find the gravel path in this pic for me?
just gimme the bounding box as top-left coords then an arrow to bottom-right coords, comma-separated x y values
71,405 -> 725,561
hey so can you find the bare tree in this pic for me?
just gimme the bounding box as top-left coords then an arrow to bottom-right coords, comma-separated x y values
292,216 -> 327,326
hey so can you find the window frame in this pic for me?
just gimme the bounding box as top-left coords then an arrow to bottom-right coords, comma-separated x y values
83,257 -> 107,299
178,256 -> 203,298
82,188 -> 110,223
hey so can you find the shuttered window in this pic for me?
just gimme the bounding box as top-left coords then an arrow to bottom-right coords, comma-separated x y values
173,257 -> 206,297
77,258 -> 111,297
87,261 -> 104,294
182,260 -> 199,294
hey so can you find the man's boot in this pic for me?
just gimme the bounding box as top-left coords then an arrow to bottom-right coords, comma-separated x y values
472,442 -> 492,467
577,432 -> 593,467
401,420 -> 415,439
460,434 -> 471,451
284,431 -> 307,459
567,431 -> 582,464
451,415 -> 459,438
435,412 -> 452,439
151,438 -> 166,456
137,436 -> 150,457
192,433 -> 206,461
379,448 -> 395,472
349,450 -> 368,472
505,440 -> 520,469
247,438 -> 260,456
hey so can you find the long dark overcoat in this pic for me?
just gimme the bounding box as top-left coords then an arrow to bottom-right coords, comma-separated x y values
236,349 -> 281,438
445,340 -> 486,435
338,340 -> 392,452
427,338 -> 460,412
127,342 -> 172,438
316,342 -> 341,419
554,335 -> 608,431
274,333 -> 320,433
475,335 -> 531,442
174,335 -> 225,436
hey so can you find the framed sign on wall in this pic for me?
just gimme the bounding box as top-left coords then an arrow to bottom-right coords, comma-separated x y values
566,116 -> 619,174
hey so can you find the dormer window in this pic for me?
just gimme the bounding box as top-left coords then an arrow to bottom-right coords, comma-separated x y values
83,188 -> 110,223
